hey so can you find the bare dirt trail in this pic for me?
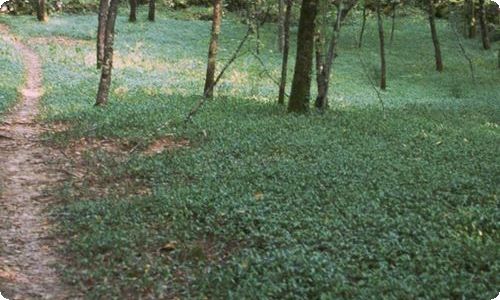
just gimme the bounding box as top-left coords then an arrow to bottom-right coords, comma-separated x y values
0,25 -> 75,299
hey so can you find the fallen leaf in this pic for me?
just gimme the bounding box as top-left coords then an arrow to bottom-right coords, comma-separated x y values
254,192 -> 264,201
160,241 -> 178,252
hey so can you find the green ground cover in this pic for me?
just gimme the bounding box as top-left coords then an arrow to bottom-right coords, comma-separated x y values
1,8 -> 499,299
0,34 -> 23,118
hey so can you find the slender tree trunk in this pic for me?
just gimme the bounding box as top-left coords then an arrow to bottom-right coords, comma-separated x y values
465,0 -> 476,38
390,2 -> 396,44
97,0 -> 110,68
377,2 -> 387,90
278,0 -> 292,105
358,5 -> 367,48
129,0 -> 137,22
203,0 -> 223,98
95,0 -> 120,106
428,0 -> 443,72
148,0 -> 155,21
288,0 -> 318,113
315,2 -> 342,109
36,0 -> 47,21
278,0 -> 285,52
478,0 -> 490,49
256,19 -> 261,55
315,29 -> 326,108
498,49 -> 500,69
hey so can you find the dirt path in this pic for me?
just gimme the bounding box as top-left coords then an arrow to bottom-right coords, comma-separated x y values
0,25 -> 74,299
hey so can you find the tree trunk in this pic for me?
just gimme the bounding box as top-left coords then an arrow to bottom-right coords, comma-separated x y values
97,0 -> 110,68
315,2 -> 342,110
465,0 -> 476,38
148,0 -> 155,21
36,0 -> 47,21
95,0 -> 120,106
428,0 -> 443,72
203,0 -> 223,98
278,0 -> 292,105
478,0 -> 490,49
278,0 -> 285,52
288,0 -> 318,113
358,5 -> 366,48
256,18 -> 261,55
315,29 -> 326,108
129,0 -> 137,22
390,2 -> 396,44
469,0 -> 476,39
377,2 -> 387,90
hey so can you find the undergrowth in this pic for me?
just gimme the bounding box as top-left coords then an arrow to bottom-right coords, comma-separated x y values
1,8 -> 499,299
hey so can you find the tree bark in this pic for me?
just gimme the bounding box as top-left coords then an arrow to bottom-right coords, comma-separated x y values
129,0 -> 137,22
377,1 -> 387,90
148,0 -> 155,21
498,49 -> 500,69
390,2 -> 396,44
203,0 -> 223,98
278,0 -> 292,105
95,0 -> 120,106
315,2 -> 342,110
288,0 -> 318,113
428,0 -> 443,72
278,0 -> 285,52
97,0 -> 110,68
465,0 -> 476,38
358,5 -> 367,48
478,0 -> 490,49
36,0 -> 47,21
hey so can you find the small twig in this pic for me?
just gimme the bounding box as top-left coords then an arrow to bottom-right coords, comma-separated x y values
250,51 -> 288,95
449,18 -> 476,84
59,168 -> 80,179
0,132 -> 15,140
186,27 -> 253,123
56,147 -> 71,160
357,51 -> 387,118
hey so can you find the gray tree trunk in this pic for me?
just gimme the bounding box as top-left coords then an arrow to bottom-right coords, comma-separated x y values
95,0 -> 120,106
288,0 -> 318,113
203,0 -> 223,98
97,0 -> 110,68
278,0 -> 292,105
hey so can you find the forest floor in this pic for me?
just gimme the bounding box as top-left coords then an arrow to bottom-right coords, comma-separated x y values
0,8 -> 499,299
0,25 -> 76,299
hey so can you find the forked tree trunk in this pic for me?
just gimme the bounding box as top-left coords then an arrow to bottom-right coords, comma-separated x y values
97,0 -> 110,68
203,0 -> 223,98
148,0 -> 155,21
288,0 -> 318,113
478,0 -> 490,49
278,0 -> 285,52
377,2 -> 387,90
358,5 -> 367,48
129,0 -> 137,22
95,0 -> 120,106
428,0 -> 443,72
37,0 -> 47,21
278,0 -> 292,105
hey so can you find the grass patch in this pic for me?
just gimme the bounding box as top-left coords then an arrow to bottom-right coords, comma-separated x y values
2,9 -> 499,299
0,28 -> 23,119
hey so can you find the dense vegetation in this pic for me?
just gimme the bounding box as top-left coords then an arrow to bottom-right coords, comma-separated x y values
1,5 -> 498,298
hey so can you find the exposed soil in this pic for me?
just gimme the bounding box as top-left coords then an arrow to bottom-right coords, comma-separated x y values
0,25 -> 76,299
